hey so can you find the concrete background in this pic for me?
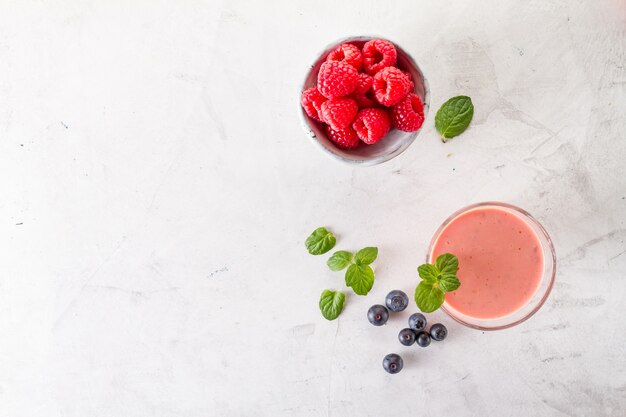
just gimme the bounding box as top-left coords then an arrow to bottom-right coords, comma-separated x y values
0,1 -> 625,416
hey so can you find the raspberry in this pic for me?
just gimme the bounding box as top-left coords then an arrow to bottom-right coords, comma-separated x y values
301,87 -> 327,122
351,91 -> 378,108
403,71 -> 415,91
390,93 -> 425,132
352,108 -> 391,144
327,43 -> 363,71
355,73 -> 373,95
372,66 -> 412,106
362,39 -> 397,75
326,125 -> 359,149
320,97 -> 358,131
317,61 -> 358,99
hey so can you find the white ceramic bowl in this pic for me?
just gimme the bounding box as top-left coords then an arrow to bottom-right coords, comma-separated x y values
299,36 -> 430,166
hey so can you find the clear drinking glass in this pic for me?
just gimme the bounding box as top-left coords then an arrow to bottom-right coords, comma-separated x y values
427,202 -> 556,330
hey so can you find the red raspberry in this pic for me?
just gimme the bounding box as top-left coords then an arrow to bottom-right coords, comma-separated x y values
326,125 -> 359,150
351,91 -> 378,108
390,93 -> 425,132
362,39 -> 397,75
372,67 -> 412,106
327,43 -> 363,71
355,73 -> 373,95
320,97 -> 358,131
352,108 -> 391,144
317,61 -> 358,99
301,87 -> 327,122
403,71 -> 415,91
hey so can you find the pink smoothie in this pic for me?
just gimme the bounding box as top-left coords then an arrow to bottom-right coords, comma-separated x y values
430,207 -> 544,319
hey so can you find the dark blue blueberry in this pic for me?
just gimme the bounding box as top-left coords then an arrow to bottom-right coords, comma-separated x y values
382,353 -> 403,374
408,313 -> 427,332
398,328 -> 416,346
430,323 -> 448,341
385,290 -> 409,312
367,304 -> 389,326
416,331 -> 431,347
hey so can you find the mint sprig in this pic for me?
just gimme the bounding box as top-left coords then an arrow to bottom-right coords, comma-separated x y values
327,247 -> 378,296
414,253 -> 461,313
305,227 -> 336,255
327,251 -> 353,271
319,289 -> 345,321
435,96 -> 474,141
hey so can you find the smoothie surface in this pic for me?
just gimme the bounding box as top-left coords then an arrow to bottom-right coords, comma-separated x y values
431,207 -> 544,319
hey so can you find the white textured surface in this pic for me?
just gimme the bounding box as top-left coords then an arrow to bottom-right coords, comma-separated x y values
1,1 -> 625,416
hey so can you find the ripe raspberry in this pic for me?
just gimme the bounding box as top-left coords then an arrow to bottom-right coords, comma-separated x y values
355,73 -> 373,95
390,93 -> 425,132
352,108 -> 391,144
372,67 -> 412,106
327,43 -> 363,71
403,71 -> 415,91
320,97 -> 358,131
317,61 -> 358,99
326,125 -> 359,150
351,90 -> 378,108
362,39 -> 397,75
301,87 -> 327,122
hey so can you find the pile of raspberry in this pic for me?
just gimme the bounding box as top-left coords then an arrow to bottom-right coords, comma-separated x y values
301,39 -> 425,150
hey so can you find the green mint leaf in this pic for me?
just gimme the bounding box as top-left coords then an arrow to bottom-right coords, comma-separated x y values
354,247 -> 378,265
305,227 -> 336,255
434,253 -> 459,276
327,251 -> 353,271
319,289 -> 345,321
435,96 -> 474,141
345,263 -> 374,295
417,264 -> 439,283
414,281 -> 445,313
439,274 -> 461,292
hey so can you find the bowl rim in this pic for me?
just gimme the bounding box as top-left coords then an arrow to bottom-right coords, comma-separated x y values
426,201 -> 557,331
298,35 -> 431,167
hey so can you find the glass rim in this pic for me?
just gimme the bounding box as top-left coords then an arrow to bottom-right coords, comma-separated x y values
426,201 -> 557,331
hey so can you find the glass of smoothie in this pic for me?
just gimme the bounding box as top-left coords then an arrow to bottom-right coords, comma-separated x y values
427,202 -> 556,330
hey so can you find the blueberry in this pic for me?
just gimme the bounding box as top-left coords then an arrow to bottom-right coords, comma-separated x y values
382,353 -> 403,374
367,304 -> 389,326
385,290 -> 409,312
416,331 -> 431,347
408,313 -> 427,332
430,323 -> 448,341
398,328 -> 416,346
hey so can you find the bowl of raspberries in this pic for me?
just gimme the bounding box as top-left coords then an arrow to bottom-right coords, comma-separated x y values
300,36 -> 429,166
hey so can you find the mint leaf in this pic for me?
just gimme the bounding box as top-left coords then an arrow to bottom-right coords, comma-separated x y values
439,274 -> 461,292
414,281 -> 445,313
305,227 -> 336,255
435,96 -> 474,141
415,253 -> 461,313
345,263 -> 374,295
417,264 -> 439,283
327,251 -> 353,271
319,289 -> 345,320
435,253 -> 459,276
354,247 -> 378,265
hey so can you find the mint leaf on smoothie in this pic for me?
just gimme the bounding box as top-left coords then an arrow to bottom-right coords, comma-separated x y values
435,96 -> 474,142
346,263 -> 375,295
414,282 -> 445,313
319,289 -> 345,320
305,227 -> 336,255
417,264 -> 439,283
354,247 -> 378,265
327,250 -> 353,271
415,253 -> 461,313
